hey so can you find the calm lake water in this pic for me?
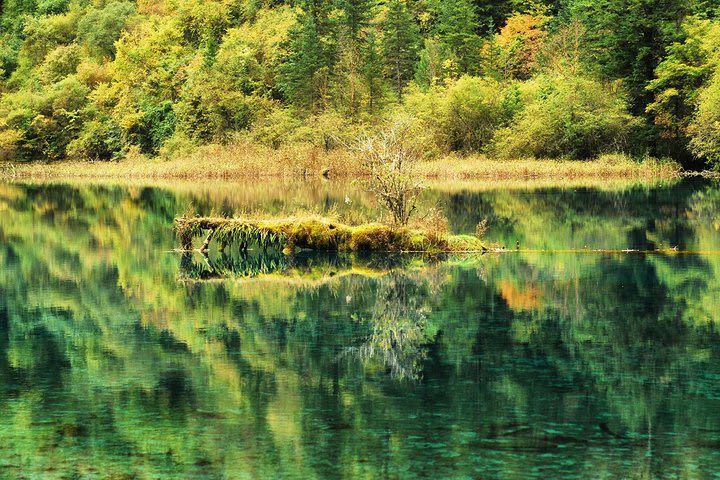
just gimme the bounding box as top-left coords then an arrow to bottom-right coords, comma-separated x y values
1,178 -> 720,479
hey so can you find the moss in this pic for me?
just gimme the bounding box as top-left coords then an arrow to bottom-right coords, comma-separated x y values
447,235 -> 485,251
175,216 -> 483,253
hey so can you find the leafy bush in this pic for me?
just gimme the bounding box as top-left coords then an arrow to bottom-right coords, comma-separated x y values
492,75 -> 641,159
67,118 -> 123,161
0,76 -> 89,160
689,73 -> 720,168
39,44 -> 81,84
293,111 -> 367,151
77,2 -> 136,60
18,10 -> 79,67
37,0 -> 70,15
249,108 -> 304,149
176,72 -> 255,143
214,6 -> 294,96
401,76 -> 519,153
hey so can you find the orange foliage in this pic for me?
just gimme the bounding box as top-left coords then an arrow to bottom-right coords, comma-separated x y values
137,0 -> 168,16
482,13 -> 549,80
498,280 -> 543,311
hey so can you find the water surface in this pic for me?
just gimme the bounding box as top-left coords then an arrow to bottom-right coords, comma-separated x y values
1,179 -> 720,479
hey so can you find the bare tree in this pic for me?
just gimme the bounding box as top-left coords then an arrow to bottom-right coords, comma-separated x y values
356,119 -> 425,226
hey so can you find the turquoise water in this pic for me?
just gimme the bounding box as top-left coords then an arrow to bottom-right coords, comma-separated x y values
1,179 -> 720,478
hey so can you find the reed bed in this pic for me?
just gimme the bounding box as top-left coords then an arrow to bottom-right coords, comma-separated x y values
1,142 -> 683,181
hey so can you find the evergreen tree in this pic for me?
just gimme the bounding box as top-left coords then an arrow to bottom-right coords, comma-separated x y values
363,31 -> 385,113
280,0 -> 338,110
336,0 -> 375,116
381,0 -> 420,98
337,0 -> 374,38
435,0 -> 483,75
569,0 -> 693,115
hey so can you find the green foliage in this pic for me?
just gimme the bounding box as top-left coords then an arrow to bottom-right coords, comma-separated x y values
381,0 -> 420,98
402,76 -> 518,153
37,0 -> 70,15
280,0 -> 338,110
39,44 -> 81,84
0,75 -> 90,160
492,75 -> 641,159
363,32 -> 386,113
0,0 -> 719,164
175,71 -> 256,143
248,108 -> 304,148
16,8 -> 79,70
647,18 -> 720,159
215,7 -> 294,97
67,118 -> 123,161
689,72 -> 720,168
568,0 -> 694,114
434,0 -> 483,75
76,2 -> 136,60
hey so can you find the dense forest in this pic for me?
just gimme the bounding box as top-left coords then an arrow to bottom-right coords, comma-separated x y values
0,0 -> 719,167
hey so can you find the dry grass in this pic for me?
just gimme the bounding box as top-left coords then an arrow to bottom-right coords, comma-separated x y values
417,153 -> 683,180
0,141 -> 682,181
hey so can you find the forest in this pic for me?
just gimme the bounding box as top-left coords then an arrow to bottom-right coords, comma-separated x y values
1,0 -> 720,168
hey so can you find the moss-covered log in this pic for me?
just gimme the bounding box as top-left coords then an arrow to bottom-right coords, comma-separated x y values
174,216 -> 487,253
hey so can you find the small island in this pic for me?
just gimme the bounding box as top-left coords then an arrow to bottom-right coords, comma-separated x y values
175,215 -> 488,254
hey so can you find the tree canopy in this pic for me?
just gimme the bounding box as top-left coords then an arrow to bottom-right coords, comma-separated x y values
0,0 -> 719,167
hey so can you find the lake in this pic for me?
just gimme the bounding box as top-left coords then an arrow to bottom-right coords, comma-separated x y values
1,178 -> 720,479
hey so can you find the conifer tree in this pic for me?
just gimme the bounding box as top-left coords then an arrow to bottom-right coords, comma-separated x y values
363,32 -> 385,113
569,0 -> 692,115
435,0 -> 482,75
336,0 -> 375,116
381,0 -> 420,98
280,0 -> 338,110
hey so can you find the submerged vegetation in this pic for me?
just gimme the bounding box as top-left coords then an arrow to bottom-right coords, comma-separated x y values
0,0 -> 718,171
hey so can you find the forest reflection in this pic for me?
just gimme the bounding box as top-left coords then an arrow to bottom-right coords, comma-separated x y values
1,179 -> 719,478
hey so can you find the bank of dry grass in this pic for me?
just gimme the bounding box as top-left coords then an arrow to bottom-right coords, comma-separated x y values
0,141 -> 682,181
417,153 -> 682,180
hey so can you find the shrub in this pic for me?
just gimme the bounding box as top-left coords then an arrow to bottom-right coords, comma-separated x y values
67,119 -> 123,160
39,44 -> 81,84
401,76 -> 519,153
293,111 -> 367,151
411,207 -> 449,244
0,128 -> 22,161
689,72 -> 720,169
357,118 -> 426,226
492,75 -> 641,159
77,2 -> 136,60
18,10 -> 79,67
215,7 -> 294,96
0,76 -> 90,160
175,72 -> 255,143
249,108 -> 303,149
37,0 -> 71,15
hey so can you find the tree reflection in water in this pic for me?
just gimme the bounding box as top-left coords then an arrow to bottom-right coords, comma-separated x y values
346,273 -> 433,381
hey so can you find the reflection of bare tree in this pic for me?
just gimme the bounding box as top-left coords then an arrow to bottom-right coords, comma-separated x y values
346,273 -> 433,381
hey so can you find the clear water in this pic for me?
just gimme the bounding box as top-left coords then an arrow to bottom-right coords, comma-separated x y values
1,179 -> 720,479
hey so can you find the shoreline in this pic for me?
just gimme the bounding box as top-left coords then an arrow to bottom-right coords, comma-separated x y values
0,143 -> 685,182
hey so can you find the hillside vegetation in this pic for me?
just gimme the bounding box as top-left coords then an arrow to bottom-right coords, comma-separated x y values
0,0 -> 719,168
